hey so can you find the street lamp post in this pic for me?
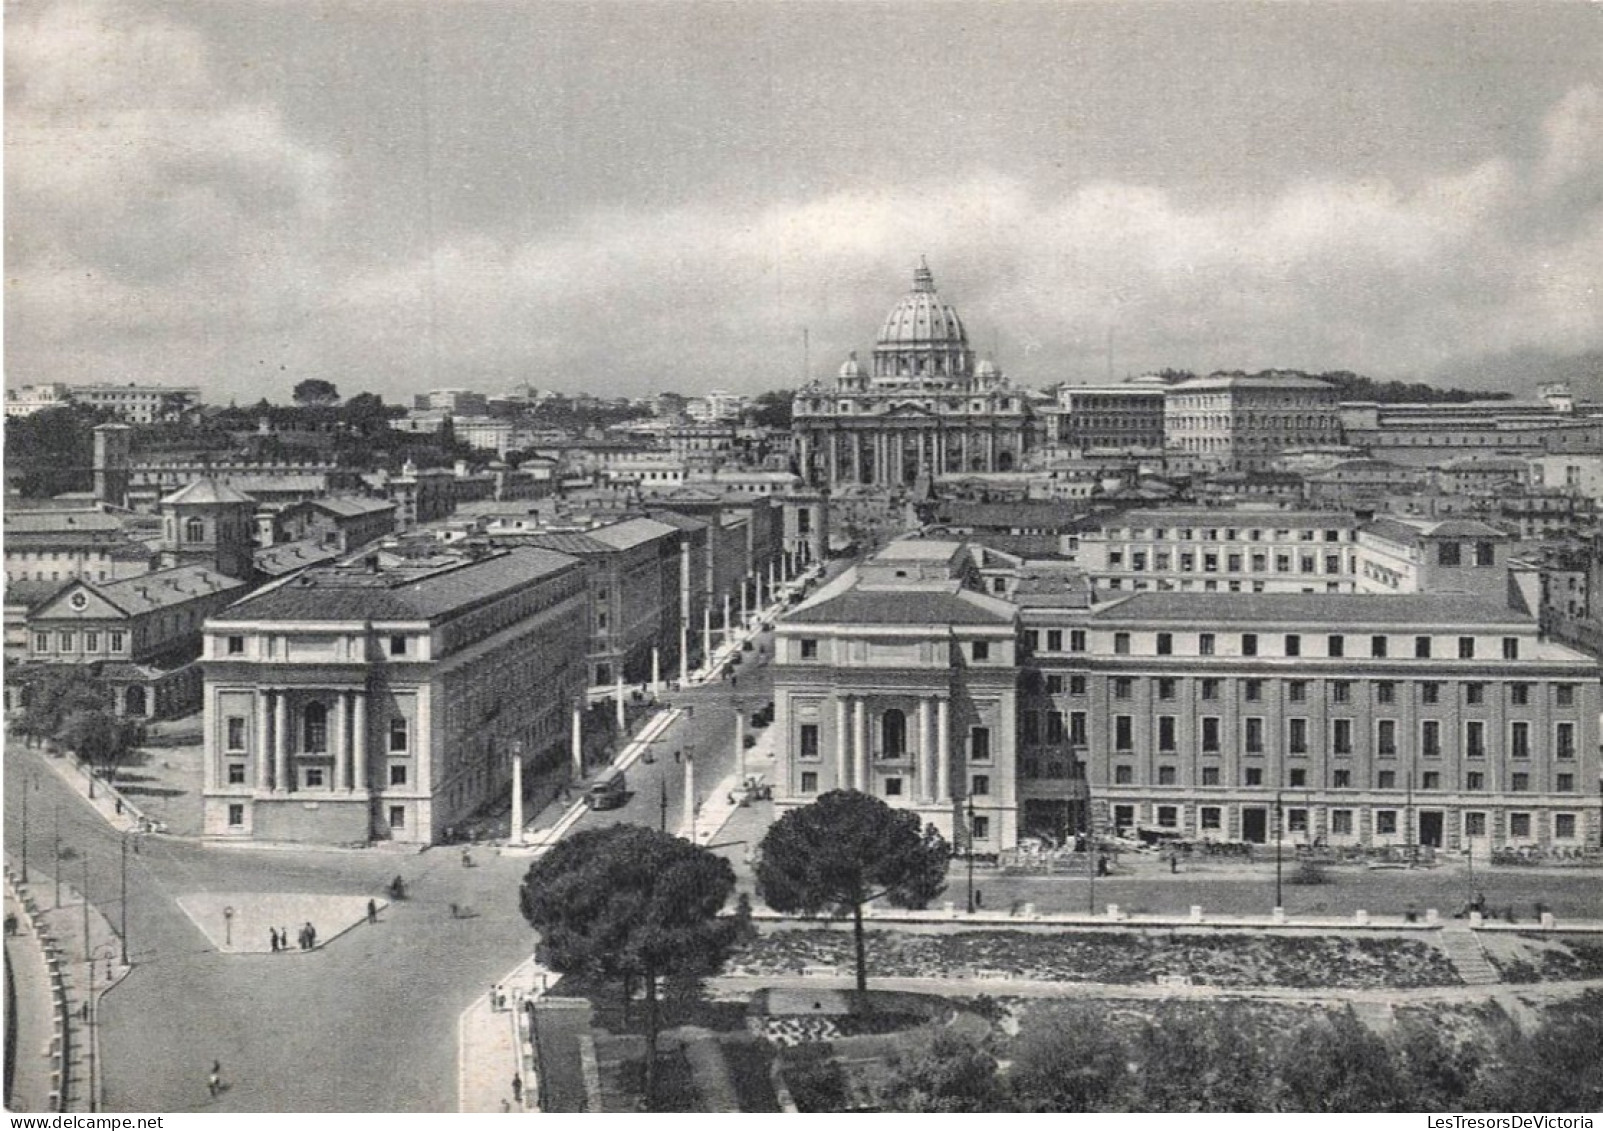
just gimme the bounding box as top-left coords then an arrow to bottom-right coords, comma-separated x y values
223,906 -> 235,949
966,795 -> 977,913
120,833 -> 130,967
684,743 -> 696,843
82,857 -> 91,963
20,776 -> 28,884
53,803 -> 61,909
1274,791 -> 1284,913
659,777 -> 668,833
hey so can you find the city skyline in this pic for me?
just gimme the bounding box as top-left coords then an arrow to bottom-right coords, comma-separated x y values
6,2 -> 1602,403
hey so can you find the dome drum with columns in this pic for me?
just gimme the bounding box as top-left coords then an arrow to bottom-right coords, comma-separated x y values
793,262 -> 1033,486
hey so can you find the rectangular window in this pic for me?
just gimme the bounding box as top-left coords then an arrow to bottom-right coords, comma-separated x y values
1331,681 -> 1350,704
1326,634 -> 1344,658
58,632 -> 75,652
1466,720 -> 1486,758
1046,630 -> 1063,652
1156,632 -> 1173,655
227,762 -> 247,785
1555,684 -> 1575,708
1070,675 -> 1087,695
227,635 -> 245,655
1332,769 -> 1352,789
1502,637 -> 1519,661
226,716 -> 247,752
970,727 -> 992,762
1045,675 -> 1064,694
1114,764 -> 1133,784
1156,805 -> 1178,827
1371,635 -> 1388,659
1422,720 -> 1441,757
1157,678 -> 1177,701
1509,813 -> 1532,838
1331,809 -> 1353,835
971,816 -> 990,841
1157,716 -> 1176,752
1556,773 -> 1574,793
799,639 -> 818,660
1245,717 -> 1264,754
884,778 -> 903,797
799,724 -> 820,759
1244,767 -> 1264,786
388,806 -> 406,830
1377,719 -> 1397,756
1241,633 -> 1258,657
1201,716 -> 1220,753
1288,680 -> 1307,703
1458,636 -> 1475,660
1114,632 -> 1130,655
1510,683 -> 1529,706
1198,633 -> 1215,656
1200,679 -> 1220,701
1438,542 -> 1461,567
800,771 -> 818,794
1556,722 -> 1575,759
1466,683 -> 1485,705
390,764 -> 408,786
1069,630 -> 1086,652
1289,718 -> 1308,755
1421,682 -> 1440,705
1201,807 -> 1222,831
1287,806 -> 1309,832
110,631 -> 125,652
390,634 -> 407,656
1113,677 -> 1133,700
84,632 -> 99,653
1114,716 -> 1133,752
305,767 -> 326,789
1415,636 -> 1432,659
1376,810 -> 1398,835
1201,767 -> 1220,786
1069,712 -> 1087,745
1510,722 -> 1529,759
228,804 -> 244,827
1046,711 -> 1065,744
1555,814 -> 1577,840
971,641 -> 990,661
1466,772 -> 1484,791
33,632 -> 50,652
1241,679 -> 1261,703
1421,771 -> 1440,791
1332,718 -> 1353,755
389,718 -> 409,752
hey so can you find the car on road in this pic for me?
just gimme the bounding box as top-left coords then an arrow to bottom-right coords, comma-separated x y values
587,770 -> 627,810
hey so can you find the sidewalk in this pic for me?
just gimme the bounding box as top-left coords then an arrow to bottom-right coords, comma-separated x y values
5,880 -> 62,1112
457,954 -> 556,1112
3,859 -> 131,1113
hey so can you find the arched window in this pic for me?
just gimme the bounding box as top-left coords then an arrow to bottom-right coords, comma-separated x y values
881,709 -> 907,759
303,701 -> 328,752
184,517 -> 206,543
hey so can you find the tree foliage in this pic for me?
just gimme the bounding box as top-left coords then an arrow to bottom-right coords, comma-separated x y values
56,708 -> 146,785
1010,1004 -> 1133,1112
746,389 -> 794,430
519,824 -> 741,1105
882,1030 -> 1010,1113
755,790 -> 948,993
12,669 -> 110,743
291,378 -> 341,406
3,404 -> 113,498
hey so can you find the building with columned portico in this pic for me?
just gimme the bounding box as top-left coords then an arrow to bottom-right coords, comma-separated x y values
791,262 -> 1034,487
199,547 -> 589,844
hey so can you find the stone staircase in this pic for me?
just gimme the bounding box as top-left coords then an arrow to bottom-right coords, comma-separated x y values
1439,928 -> 1501,986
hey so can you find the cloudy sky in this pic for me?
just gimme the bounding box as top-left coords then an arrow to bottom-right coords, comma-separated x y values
6,1 -> 1602,402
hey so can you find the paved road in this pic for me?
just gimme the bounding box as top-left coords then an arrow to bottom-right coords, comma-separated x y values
2,629 -> 776,1112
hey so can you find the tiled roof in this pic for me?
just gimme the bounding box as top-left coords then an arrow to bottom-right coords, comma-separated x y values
585,517 -> 677,551
645,509 -> 710,532
518,531 -> 615,556
2,579 -> 68,610
873,539 -> 967,562
1363,516 -> 1509,545
1102,509 -> 1356,530
213,547 -> 582,625
3,510 -> 127,535
1089,592 -> 1529,628
97,566 -> 250,614
935,502 -> 1084,530
254,539 -> 341,577
161,478 -> 256,506
312,496 -> 396,518
786,583 -> 1016,626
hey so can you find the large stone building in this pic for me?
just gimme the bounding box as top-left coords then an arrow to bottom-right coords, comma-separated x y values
1042,374 -> 1169,455
771,539 -> 1601,855
200,547 -> 589,844
792,263 -> 1033,486
1164,372 -> 1342,474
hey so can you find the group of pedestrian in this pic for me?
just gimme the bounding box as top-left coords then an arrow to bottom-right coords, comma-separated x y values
489,984 -> 511,1012
268,923 -> 318,951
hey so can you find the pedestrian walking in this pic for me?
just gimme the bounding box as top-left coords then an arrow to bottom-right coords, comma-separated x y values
280,926 -> 289,952
306,922 -> 316,948
512,1074 -> 523,1105
208,1061 -> 222,1098
490,984 -> 499,1010
269,927 -> 279,953
450,902 -> 460,919
297,925 -> 307,950
367,899 -> 378,925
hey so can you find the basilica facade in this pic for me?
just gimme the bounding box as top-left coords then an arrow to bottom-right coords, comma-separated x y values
791,263 -> 1035,487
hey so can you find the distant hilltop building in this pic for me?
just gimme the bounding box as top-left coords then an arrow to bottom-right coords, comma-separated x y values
5,381 -> 200,422
792,261 -> 1031,485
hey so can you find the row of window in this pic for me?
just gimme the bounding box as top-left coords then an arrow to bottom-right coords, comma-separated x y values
1105,550 -> 1349,575
33,630 -> 127,654
1034,674 -> 1577,707
1108,763 -> 1579,792
228,802 -> 412,829
1101,526 -> 1350,543
1116,631 -> 1524,660
1106,715 -> 1578,759
223,713 -> 412,754
795,721 -> 993,761
1116,806 -> 1581,841
223,760 -> 412,787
